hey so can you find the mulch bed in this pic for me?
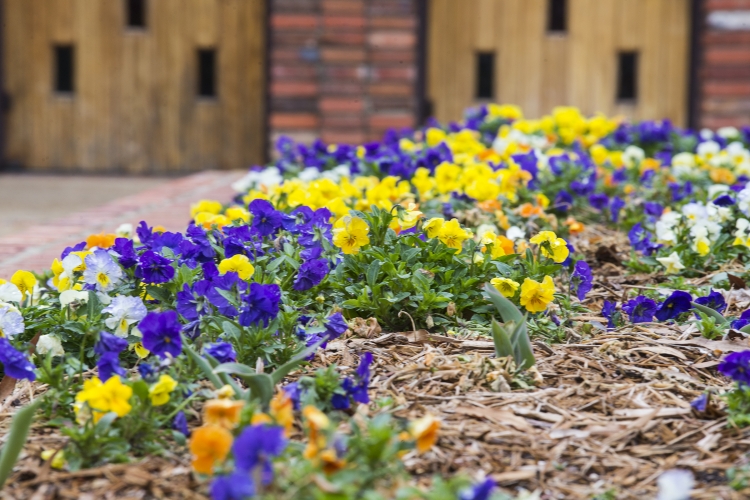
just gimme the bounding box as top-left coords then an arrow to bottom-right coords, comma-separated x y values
2,225 -> 749,499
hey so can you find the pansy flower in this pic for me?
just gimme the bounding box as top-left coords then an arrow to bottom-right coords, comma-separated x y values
249,199 -> 283,238
0,337 -> 36,380
204,341 -> 237,364
623,295 -> 658,323
293,259 -> 329,291
654,290 -> 692,322
136,250 -> 175,284
718,350 -> 750,386
139,310 -> 183,359
570,260 -> 593,301
239,283 -> 281,327
694,290 -> 727,315
102,296 -> 148,337
232,424 -> 287,483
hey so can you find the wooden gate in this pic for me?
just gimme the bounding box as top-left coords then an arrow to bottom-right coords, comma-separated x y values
2,0 -> 266,173
427,0 -> 691,125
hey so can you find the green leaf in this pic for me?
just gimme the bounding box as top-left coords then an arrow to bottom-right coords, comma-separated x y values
484,283 -> 523,323
510,319 -> 536,370
491,319 -> 513,358
0,397 -> 44,489
239,373 -> 275,406
94,412 -> 119,434
740,324 -> 750,334
145,286 -> 171,303
131,380 -> 149,403
184,343 -> 224,389
221,321 -> 242,340
214,363 -> 256,377
366,261 -> 382,289
690,302 -> 728,325
270,338 -> 325,385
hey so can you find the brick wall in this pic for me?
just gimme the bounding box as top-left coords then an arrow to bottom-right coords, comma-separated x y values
699,0 -> 750,128
268,0 -> 420,153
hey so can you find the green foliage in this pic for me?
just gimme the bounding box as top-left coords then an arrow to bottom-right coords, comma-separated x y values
484,283 -> 535,370
0,398 -> 44,488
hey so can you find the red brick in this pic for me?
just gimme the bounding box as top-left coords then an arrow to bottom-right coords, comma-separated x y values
701,116 -> 750,129
703,81 -> 750,96
321,131 -> 367,144
319,97 -> 365,112
270,112 -> 320,129
321,82 -> 366,94
271,65 -> 318,80
271,48 -> 313,63
702,31 -> 750,45
368,31 -> 416,49
320,48 -> 367,63
706,0 -> 750,9
320,32 -> 367,46
370,17 -> 417,30
323,16 -> 366,30
322,115 -> 366,128
368,112 -> 415,130
271,97 -> 318,113
322,0 -> 365,14
321,65 -> 367,81
271,14 -> 319,30
272,32 -> 320,48
369,83 -> 413,97
700,65 -> 750,79
704,47 -> 750,64
271,81 -> 319,97
702,97 -> 750,113
371,50 -> 416,64
370,66 -> 416,82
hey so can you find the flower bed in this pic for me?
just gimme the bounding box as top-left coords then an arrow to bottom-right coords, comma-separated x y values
2,104 -> 750,498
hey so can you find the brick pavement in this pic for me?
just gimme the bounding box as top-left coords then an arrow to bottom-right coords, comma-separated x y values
0,170 -> 244,278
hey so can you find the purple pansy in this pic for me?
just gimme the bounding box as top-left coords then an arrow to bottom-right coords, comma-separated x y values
622,295 -> 658,323
654,290 -> 692,322
570,260 -> 593,301
718,350 -> 750,386
139,310 -> 183,359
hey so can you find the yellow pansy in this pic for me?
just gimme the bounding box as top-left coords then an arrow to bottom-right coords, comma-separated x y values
529,231 -> 569,263
149,374 -> 178,406
423,218 -> 445,239
11,270 -> 37,297
437,219 -> 471,253
75,376 -> 133,422
519,276 -> 556,313
490,277 -> 520,298
218,254 -> 255,280
224,206 -> 250,223
332,216 -> 370,255
190,199 -> 223,217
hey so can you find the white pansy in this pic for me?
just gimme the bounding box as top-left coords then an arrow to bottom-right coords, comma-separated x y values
115,223 -> 133,238
506,226 -> 525,241
0,304 -> 24,338
231,166 -> 283,193
61,253 -> 84,277
699,128 -> 714,140
622,145 -> 645,167
738,186 -> 750,216
681,202 -> 707,225
707,203 -> 732,224
59,289 -> 89,308
476,224 -> 499,240
36,334 -> 65,357
0,283 -> 22,303
697,140 -> 720,158
671,152 -> 697,179
298,167 -> 321,182
656,252 -> 686,274
656,469 -> 694,500
717,126 -> 739,139
102,295 -> 148,337
707,184 -> 730,200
